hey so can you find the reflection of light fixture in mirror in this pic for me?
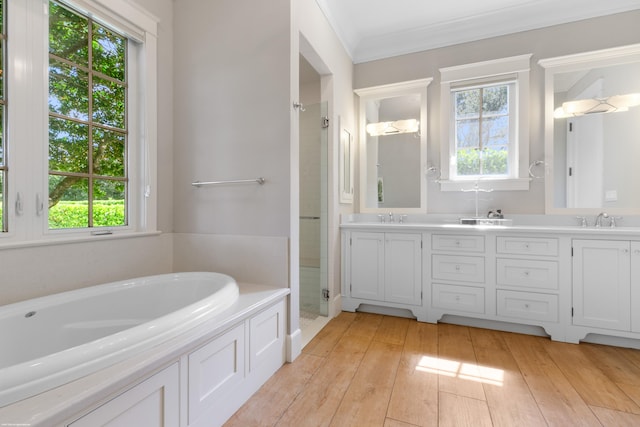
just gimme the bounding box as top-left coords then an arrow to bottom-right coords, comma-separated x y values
554,93 -> 640,118
366,119 -> 419,136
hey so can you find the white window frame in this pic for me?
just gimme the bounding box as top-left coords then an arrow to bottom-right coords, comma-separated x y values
3,0 -> 158,247
439,54 -> 532,191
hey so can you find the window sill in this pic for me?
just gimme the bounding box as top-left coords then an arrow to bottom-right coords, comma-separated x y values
439,178 -> 531,192
0,230 -> 162,251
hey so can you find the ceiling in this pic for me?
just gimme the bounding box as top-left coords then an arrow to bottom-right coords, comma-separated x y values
314,0 -> 640,63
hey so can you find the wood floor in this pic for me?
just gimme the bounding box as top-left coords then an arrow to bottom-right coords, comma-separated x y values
224,312 -> 640,427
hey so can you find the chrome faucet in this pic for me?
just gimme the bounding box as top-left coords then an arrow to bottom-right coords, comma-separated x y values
595,212 -> 609,227
388,212 -> 394,223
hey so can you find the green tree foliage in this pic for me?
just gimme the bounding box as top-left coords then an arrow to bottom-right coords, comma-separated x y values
48,1 -> 127,228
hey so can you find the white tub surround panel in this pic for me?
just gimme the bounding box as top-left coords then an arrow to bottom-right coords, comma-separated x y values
0,284 -> 289,427
341,215 -> 640,348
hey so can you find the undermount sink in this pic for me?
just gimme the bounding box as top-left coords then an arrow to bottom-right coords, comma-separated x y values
459,218 -> 513,226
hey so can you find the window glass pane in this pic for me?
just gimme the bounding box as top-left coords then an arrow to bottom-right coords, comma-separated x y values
482,85 -> 508,115
0,171 -> 4,232
48,176 -> 89,229
92,23 -> 126,82
92,77 -> 125,129
455,89 -> 480,118
0,107 -> 4,164
49,117 -> 89,173
49,2 -> 89,67
456,119 -> 479,149
457,148 -> 480,176
49,59 -> 89,120
481,148 -> 508,175
92,128 -> 125,177
481,116 -> 509,149
0,42 -> 4,99
93,179 -> 125,227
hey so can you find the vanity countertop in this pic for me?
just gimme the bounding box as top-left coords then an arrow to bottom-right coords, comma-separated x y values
340,214 -> 640,236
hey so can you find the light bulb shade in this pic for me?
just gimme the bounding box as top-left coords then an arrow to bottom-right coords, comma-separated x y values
366,119 -> 419,136
554,92 -> 640,118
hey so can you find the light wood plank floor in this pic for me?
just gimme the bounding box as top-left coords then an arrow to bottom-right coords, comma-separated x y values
225,312 -> 640,427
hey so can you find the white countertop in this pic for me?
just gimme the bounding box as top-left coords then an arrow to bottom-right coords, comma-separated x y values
341,214 -> 640,236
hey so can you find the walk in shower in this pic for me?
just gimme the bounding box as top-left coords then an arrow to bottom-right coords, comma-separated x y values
299,100 -> 328,330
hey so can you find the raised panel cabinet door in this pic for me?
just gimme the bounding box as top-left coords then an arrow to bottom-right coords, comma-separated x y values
632,242 -> 640,333
572,239 -> 631,331
350,232 -> 385,301
385,233 -> 422,305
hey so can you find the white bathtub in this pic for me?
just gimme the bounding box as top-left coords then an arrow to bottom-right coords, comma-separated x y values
0,271 -> 239,408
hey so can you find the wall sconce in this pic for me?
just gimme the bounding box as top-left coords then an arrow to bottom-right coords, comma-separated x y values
554,93 -> 640,118
366,119 -> 419,136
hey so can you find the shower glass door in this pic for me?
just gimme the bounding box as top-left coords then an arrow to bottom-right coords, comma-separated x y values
299,101 -> 328,320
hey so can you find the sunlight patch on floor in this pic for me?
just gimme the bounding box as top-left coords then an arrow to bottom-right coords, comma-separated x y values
415,355 -> 504,386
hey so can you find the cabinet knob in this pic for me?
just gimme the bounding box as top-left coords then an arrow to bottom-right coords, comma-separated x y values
524,303 -> 530,309
455,295 -> 461,301
523,271 -> 530,277
455,240 -> 461,246
455,265 -> 461,271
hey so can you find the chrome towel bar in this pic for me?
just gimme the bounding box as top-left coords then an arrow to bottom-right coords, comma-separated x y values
192,177 -> 266,187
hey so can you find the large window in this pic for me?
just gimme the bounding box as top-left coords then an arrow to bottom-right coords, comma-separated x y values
440,55 -> 531,191
452,81 -> 515,178
2,0 -> 157,244
48,1 -> 128,229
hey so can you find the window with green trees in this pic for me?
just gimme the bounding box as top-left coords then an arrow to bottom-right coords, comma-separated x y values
48,1 -> 127,229
453,82 -> 512,177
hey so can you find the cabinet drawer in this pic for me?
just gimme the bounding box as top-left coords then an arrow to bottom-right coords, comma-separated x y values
432,254 -> 485,283
497,236 -> 558,256
432,283 -> 485,314
497,258 -> 558,290
432,234 -> 485,252
497,290 -> 558,322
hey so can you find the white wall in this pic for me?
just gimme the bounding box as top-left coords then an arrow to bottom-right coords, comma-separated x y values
354,10 -> 640,216
0,0 -> 175,306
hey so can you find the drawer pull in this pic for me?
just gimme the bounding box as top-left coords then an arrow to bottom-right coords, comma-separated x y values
523,271 -> 530,277
524,243 -> 530,250
455,265 -> 461,271
455,240 -> 461,246
455,295 -> 461,301
524,303 -> 530,309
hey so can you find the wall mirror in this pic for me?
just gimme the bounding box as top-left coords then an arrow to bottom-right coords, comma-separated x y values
540,44 -> 640,215
354,78 -> 431,213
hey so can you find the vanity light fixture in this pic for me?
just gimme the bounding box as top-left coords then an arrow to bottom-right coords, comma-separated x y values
366,119 -> 419,136
554,93 -> 640,118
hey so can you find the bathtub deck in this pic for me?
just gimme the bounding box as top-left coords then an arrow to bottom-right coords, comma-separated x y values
0,282 -> 289,426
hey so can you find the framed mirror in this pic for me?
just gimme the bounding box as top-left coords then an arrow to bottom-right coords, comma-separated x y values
540,44 -> 640,215
354,78 -> 431,213
339,123 -> 354,204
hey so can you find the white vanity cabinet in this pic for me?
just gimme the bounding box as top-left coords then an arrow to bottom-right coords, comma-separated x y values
343,230 -> 423,319
430,234 -> 486,319
571,239 -> 636,332
495,236 -> 560,324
